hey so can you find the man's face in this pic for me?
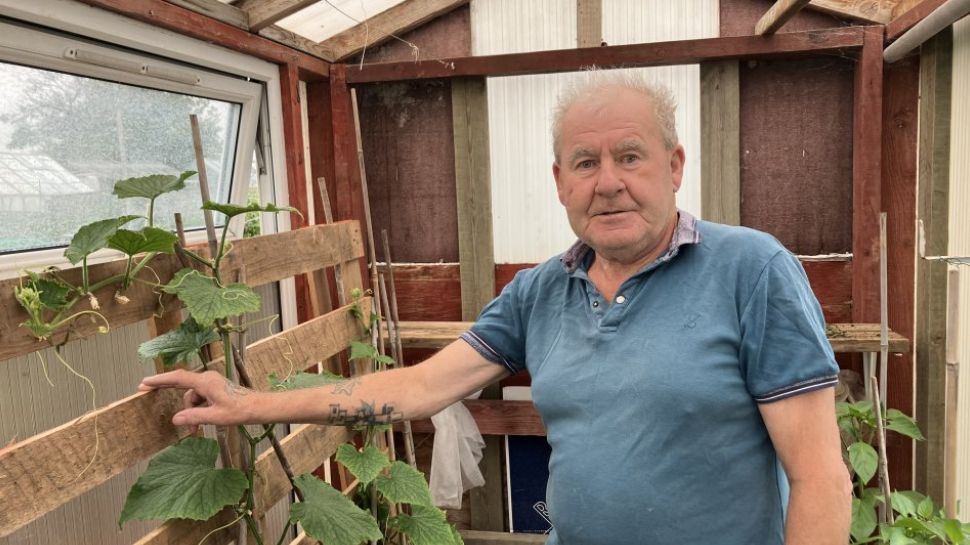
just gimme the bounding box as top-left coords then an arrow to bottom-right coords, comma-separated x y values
553,87 -> 685,264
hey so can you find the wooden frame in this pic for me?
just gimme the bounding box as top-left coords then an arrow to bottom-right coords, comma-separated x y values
0,222 -> 367,539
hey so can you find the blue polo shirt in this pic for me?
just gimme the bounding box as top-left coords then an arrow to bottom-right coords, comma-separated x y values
461,213 -> 839,545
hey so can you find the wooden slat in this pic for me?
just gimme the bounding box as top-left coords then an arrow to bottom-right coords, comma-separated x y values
388,321 -> 910,353
461,530 -> 547,545
259,25 -> 336,61
407,400 -> 544,436
700,60 -> 741,225
755,0 -> 813,35
576,0 -> 602,47
320,0 -> 469,61
75,0 -> 329,78
807,0 -> 894,23
915,29 -> 952,500
344,26 -> 867,83
0,222 -> 364,364
0,300 -> 367,537
887,0 -> 949,40
238,0 -> 321,32
162,0 -> 250,29
851,26 -> 885,325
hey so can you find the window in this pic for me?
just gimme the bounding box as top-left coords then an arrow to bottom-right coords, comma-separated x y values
0,19 -> 263,269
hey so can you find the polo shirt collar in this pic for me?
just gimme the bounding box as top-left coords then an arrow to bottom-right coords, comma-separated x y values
560,209 -> 702,274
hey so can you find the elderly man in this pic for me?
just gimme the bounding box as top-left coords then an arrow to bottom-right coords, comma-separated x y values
142,73 -> 851,544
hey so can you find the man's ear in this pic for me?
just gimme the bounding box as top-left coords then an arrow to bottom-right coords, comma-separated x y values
553,162 -> 566,204
670,145 -> 686,193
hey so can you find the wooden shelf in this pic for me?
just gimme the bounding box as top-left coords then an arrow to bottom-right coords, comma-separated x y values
390,321 -> 911,354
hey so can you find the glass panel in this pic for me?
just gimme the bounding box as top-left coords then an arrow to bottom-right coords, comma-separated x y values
0,61 -> 242,254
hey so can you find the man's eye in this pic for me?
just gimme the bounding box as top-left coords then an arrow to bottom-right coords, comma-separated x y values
576,160 -> 595,169
620,154 -> 639,164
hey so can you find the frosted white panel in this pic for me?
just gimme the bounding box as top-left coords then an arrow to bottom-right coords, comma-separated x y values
950,16 -> 970,522
472,0 -> 718,263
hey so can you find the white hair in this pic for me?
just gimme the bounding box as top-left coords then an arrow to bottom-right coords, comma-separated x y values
551,70 -> 679,160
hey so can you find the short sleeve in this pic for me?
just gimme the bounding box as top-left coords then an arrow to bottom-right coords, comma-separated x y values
739,250 -> 839,403
460,270 -> 531,374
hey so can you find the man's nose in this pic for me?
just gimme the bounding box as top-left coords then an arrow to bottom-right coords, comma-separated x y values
594,160 -> 625,196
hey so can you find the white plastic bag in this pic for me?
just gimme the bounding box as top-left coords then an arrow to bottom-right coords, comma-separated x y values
429,397 -> 486,509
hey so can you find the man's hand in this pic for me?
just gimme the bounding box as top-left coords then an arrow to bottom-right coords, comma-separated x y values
139,369 -> 257,432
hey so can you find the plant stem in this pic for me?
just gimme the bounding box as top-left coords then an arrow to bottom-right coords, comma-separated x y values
274,521 -> 293,545
213,223 -> 232,281
148,198 -> 155,228
243,513 -> 265,545
81,256 -> 89,293
122,256 -> 134,289
129,251 -> 159,282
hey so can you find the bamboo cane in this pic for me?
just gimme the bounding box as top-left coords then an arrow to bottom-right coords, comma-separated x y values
944,268 -> 960,518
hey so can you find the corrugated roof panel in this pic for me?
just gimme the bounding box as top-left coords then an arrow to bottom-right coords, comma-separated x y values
0,152 -> 91,196
276,0 -> 407,42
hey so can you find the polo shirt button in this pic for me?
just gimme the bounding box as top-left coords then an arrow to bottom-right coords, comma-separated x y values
616,295 -> 626,304
592,301 -> 599,308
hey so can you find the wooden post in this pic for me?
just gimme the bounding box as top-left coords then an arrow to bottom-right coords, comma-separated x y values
452,76 -> 503,531
915,29 -> 952,499
945,268 -> 960,517
851,26 -> 884,326
576,0 -> 602,48
700,60 -> 740,225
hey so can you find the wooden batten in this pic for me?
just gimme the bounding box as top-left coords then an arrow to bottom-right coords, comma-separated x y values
163,0 -> 250,29
321,0 -> 469,61
461,530 -> 547,545
700,60 -> 741,225
258,25 -> 336,61
755,0 -> 813,35
408,400 -> 544,437
807,0 -> 894,23
887,0 -> 950,40
914,30 -> 952,499
0,298 -> 368,538
343,27 -> 867,83
851,26 -> 885,325
74,0 -> 329,78
238,0 -> 322,32
576,0 -> 602,47
0,222 -> 364,364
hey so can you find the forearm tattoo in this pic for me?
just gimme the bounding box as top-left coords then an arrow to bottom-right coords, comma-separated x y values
331,377 -> 362,396
329,400 -> 403,426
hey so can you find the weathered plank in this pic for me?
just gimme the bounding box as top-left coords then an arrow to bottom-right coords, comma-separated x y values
0,222 -> 364,363
344,27 -> 867,83
914,29 -> 952,500
321,0 -> 469,61
388,321 -> 910,353
258,25 -> 335,61
461,530 -> 547,544
807,0 -> 894,23
237,0 -> 321,32
164,0 -> 250,29
0,299 -> 367,537
408,400 -> 545,437
700,60 -> 741,225
887,0 -> 949,40
755,0 -> 813,35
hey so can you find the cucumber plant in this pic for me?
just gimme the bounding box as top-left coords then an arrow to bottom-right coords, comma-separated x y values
12,169 -> 460,544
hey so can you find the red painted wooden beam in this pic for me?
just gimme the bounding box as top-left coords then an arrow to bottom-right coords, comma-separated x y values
75,0 -> 330,79
887,0 -> 950,41
851,26 -> 885,324
405,400 -> 545,436
343,27 -> 866,84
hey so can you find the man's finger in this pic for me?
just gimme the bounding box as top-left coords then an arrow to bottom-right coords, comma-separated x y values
140,369 -> 199,390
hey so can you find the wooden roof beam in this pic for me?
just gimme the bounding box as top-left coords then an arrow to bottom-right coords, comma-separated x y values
238,0 -> 323,32
806,0 -> 895,23
320,0 -> 469,62
756,0 -> 813,34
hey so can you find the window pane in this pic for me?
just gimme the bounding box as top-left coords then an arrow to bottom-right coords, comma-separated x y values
0,62 -> 242,254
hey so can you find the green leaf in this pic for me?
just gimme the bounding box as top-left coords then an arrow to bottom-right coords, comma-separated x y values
108,227 -> 178,256
65,215 -> 141,264
450,526 -> 465,545
113,171 -> 196,200
119,437 -> 247,526
138,317 -> 220,368
852,496 -> 879,541
375,461 -> 434,507
24,272 -> 72,310
917,496 -> 936,520
848,441 -> 879,484
893,491 -> 925,518
387,505 -> 456,545
162,269 -> 260,326
943,519 -> 964,543
335,444 -> 390,486
202,201 -> 303,221
375,354 -> 396,366
289,473 -> 381,545
885,409 -> 926,441
881,525 -> 919,545
269,370 -> 346,391
349,341 -> 378,361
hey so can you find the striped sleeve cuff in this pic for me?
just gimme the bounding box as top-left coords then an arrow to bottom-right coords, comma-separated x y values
753,375 -> 839,403
460,331 -> 519,374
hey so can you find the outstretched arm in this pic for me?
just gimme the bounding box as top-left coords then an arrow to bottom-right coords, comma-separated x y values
139,339 -> 508,429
